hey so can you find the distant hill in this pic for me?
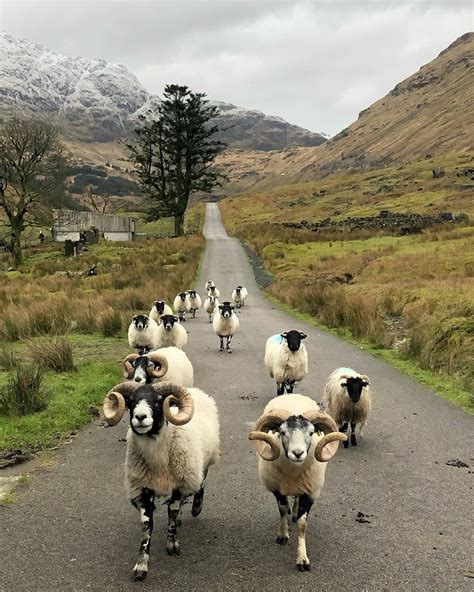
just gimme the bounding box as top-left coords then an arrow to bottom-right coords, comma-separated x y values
215,32 -> 474,191
0,31 -> 326,151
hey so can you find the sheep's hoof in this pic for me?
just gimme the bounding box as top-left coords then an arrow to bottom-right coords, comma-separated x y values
296,560 -> 310,571
227,349 -> 232,354
276,535 -> 289,545
219,347 -> 224,352
343,440 -> 349,449
131,565 -> 148,581
166,540 -> 181,556
351,436 -> 357,447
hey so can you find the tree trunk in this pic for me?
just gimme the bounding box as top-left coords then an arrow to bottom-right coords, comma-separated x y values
174,213 -> 184,236
10,230 -> 23,267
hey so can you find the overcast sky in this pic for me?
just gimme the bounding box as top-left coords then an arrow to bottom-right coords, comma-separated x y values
0,1 -> 471,135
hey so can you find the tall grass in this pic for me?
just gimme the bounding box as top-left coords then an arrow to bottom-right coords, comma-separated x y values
0,364 -> 47,416
27,336 -> 76,373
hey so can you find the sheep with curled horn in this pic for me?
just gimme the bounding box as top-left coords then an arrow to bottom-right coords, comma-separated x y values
122,347 -> 193,387
322,367 -> 372,447
249,394 -> 346,572
102,381 -> 220,581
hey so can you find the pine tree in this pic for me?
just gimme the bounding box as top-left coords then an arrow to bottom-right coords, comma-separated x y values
128,85 -> 226,236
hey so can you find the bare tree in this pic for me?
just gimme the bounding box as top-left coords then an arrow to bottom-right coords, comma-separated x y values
82,184 -> 123,214
0,118 -> 67,265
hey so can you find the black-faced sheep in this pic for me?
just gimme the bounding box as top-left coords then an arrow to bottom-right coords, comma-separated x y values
231,285 -> 248,308
186,290 -> 202,318
212,301 -> 239,353
203,295 -> 220,323
122,347 -> 193,387
156,314 -> 188,349
322,367 -> 372,447
103,381 -> 220,581
128,315 -> 160,355
173,292 -> 191,322
149,300 -> 173,324
264,331 -> 308,396
248,394 -> 346,571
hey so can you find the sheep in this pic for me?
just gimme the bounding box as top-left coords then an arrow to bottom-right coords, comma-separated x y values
102,381 -> 220,581
248,394 -> 346,571
207,285 -> 221,299
231,285 -> 248,308
322,367 -> 372,448
204,279 -> 215,291
212,301 -> 239,353
203,295 -> 220,323
128,315 -> 160,355
173,292 -> 191,322
122,347 -> 193,387
155,314 -> 188,349
186,290 -> 202,319
149,300 -> 173,324
264,331 -> 308,396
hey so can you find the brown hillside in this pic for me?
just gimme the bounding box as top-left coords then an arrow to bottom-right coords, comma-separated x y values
216,32 -> 474,192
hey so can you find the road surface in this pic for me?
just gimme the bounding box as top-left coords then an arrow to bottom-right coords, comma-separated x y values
1,203 -> 472,591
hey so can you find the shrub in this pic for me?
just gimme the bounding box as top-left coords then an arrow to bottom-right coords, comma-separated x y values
99,307 -> 123,337
0,364 -> 47,416
27,336 -> 76,373
0,345 -> 17,370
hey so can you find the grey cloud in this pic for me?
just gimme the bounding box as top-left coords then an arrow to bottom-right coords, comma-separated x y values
1,0 -> 471,134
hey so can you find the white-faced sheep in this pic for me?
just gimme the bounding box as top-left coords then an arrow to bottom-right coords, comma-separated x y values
203,295 -> 220,323
322,367 -> 371,448
149,300 -> 173,324
186,290 -> 202,318
128,315 -> 160,355
207,285 -> 221,299
231,285 -> 248,308
173,292 -> 191,322
264,331 -> 308,396
212,301 -> 239,353
103,381 -> 220,581
123,347 -> 193,387
155,314 -> 188,349
248,394 -> 346,571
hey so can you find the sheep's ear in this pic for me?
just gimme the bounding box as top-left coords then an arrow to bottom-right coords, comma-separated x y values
173,316 -> 179,322
361,375 -> 370,386
341,382 -> 347,388
281,332 -> 288,339
299,332 -> 308,339
132,315 -> 138,321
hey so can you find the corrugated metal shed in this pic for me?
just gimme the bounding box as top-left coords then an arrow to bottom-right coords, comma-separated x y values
52,209 -> 136,241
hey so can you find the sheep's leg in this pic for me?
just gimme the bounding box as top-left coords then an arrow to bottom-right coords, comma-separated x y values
350,422 -> 357,446
167,488 -> 184,556
340,422 -> 349,448
276,383 -> 285,396
192,308 -> 196,318
219,336 -> 224,352
226,335 -> 233,353
131,487 -> 155,580
285,380 -> 295,394
272,491 -> 290,545
191,469 -> 208,517
296,494 -> 313,571
181,311 -> 186,322
292,496 -> 299,523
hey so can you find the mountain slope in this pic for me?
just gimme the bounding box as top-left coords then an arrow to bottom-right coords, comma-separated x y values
0,31 -> 325,150
215,32 -> 473,191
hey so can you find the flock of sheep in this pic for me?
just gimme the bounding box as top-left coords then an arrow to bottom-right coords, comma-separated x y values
102,278 -> 372,581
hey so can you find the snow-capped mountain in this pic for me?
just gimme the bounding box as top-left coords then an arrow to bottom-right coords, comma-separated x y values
0,31 -> 326,150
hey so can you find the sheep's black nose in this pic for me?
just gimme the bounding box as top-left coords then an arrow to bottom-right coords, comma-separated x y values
293,449 -> 304,459
135,413 -> 147,422
134,377 -> 143,383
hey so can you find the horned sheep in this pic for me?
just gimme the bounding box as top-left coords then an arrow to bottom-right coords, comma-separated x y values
103,381 -> 220,580
322,367 -> 372,447
212,301 -> 239,353
264,331 -> 308,396
122,347 -> 193,387
249,394 -> 346,571
128,315 -> 160,355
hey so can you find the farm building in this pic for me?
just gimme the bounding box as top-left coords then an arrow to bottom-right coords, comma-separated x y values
52,210 -> 136,242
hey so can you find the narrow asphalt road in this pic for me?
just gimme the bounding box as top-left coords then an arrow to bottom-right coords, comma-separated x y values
1,203 -> 472,592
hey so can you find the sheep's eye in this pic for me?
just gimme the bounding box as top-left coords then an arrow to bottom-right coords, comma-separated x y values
279,430 -> 286,437
341,382 -> 347,387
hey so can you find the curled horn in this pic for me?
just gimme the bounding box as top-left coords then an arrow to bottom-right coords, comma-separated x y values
146,351 -> 169,379
248,409 -> 292,462
102,381 -> 139,426
302,409 -> 347,462
153,382 -> 194,426
123,353 -> 139,379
